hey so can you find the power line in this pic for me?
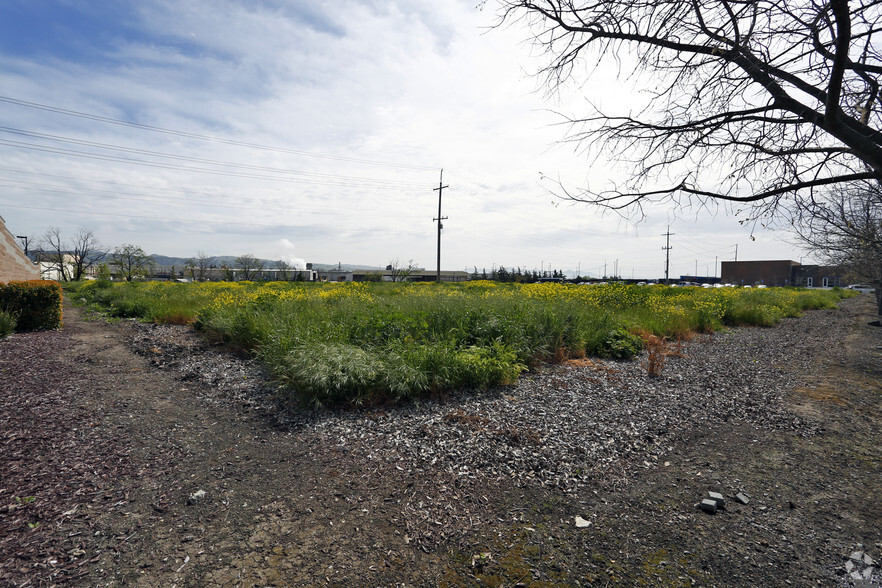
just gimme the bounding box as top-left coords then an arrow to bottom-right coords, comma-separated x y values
0,138 -> 427,189
0,125 -> 426,188
0,178 -> 425,219
0,94 -> 438,171
0,201 -> 333,230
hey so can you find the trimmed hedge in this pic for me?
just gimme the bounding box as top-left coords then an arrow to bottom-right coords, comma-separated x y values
0,280 -> 63,331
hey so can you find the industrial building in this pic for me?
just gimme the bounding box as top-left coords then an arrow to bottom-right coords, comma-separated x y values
721,260 -> 842,287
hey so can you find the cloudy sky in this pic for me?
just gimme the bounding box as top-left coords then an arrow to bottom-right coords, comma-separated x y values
0,0 -> 809,278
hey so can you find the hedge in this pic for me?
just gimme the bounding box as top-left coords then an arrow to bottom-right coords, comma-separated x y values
0,280 -> 63,331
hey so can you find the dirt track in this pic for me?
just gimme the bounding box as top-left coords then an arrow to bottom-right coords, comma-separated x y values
1,296 -> 880,587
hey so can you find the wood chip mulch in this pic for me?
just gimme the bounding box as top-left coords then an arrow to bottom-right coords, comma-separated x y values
1,327 -> 135,586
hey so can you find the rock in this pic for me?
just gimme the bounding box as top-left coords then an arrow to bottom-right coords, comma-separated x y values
699,499 -> 718,514
863,554 -> 875,566
851,551 -> 866,562
574,516 -> 591,528
734,492 -> 750,505
187,489 -> 207,505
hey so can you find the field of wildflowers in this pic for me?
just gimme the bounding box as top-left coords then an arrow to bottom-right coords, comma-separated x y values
69,280 -> 850,406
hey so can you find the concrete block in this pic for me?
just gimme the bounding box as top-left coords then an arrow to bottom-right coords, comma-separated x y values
699,499 -> 718,514
707,491 -> 725,509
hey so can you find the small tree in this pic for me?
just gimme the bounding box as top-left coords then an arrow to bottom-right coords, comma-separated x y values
40,226 -> 70,281
111,244 -> 152,282
184,257 -> 198,281
387,258 -> 420,282
275,259 -> 292,281
791,181 -> 882,314
235,254 -> 264,281
39,227 -> 104,281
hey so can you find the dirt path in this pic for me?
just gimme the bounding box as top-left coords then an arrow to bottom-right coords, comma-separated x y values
1,297 -> 880,587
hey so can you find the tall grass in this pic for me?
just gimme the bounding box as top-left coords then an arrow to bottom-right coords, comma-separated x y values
70,281 -> 851,406
0,308 -> 17,339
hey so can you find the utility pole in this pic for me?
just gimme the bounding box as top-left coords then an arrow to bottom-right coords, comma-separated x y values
733,244 -> 738,261
662,226 -> 674,284
433,169 -> 448,283
16,235 -> 28,256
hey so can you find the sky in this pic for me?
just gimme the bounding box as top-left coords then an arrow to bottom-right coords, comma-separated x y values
0,0 -> 812,279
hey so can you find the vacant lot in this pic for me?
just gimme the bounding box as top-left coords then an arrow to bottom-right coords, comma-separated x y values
1,295 -> 880,586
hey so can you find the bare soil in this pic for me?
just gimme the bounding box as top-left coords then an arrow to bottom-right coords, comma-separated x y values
1,296 -> 880,587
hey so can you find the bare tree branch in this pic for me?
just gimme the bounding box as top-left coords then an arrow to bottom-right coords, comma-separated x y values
497,0 -> 882,215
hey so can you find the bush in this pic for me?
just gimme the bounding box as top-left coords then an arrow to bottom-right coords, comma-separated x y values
0,308 -> 17,338
598,328 -> 644,359
0,281 -> 63,331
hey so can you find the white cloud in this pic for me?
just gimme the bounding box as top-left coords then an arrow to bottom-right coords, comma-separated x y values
0,0 -> 805,278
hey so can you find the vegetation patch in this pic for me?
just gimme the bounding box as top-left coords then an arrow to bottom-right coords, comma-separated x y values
0,280 -> 63,331
70,281 -> 849,404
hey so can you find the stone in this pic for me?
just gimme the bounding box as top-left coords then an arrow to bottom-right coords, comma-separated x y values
734,492 -> 750,505
846,560 -> 855,573
863,554 -> 875,566
187,489 -> 207,505
574,516 -> 591,528
699,499 -> 718,514
850,551 -> 865,562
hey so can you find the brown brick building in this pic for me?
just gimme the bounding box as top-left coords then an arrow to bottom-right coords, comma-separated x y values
0,215 -> 40,282
721,260 -> 842,287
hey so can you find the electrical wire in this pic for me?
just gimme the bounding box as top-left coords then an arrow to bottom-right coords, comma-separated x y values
0,94 -> 439,171
0,125 -> 427,188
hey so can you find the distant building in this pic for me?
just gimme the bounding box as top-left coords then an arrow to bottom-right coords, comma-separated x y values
349,269 -> 469,283
0,215 -> 40,282
721,260 -> 842,287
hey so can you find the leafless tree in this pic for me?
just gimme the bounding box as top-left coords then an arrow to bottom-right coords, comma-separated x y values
111,244 -> 152,282
195,251 -> 211,281
38,227 -> 104,281
790,180 -> 882,313
387,259 -> 420,282
40,227 -> 70,281
275,259 -> 292,281
497,0 -> 882,219
184,252 -> 212,282
235,254 -> 264,281
184,257 -> 198,281
68,228 -> 105,281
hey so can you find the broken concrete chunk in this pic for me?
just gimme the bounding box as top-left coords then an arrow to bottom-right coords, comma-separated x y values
863,553 -> 875,566
187,489 -> 207,505
699,499 -> 718,514
707,491 -> 725,509
734,492 -> 750,505
846,560 -> 856,573
850,551 -> 865,562
574,516 -> 591,528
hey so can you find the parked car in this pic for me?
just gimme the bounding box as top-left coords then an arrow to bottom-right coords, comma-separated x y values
848,284 -> 876,294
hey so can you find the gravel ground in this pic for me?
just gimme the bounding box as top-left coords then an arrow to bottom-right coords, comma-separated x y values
130,298 -> 845,500
2,294 -> 880,586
